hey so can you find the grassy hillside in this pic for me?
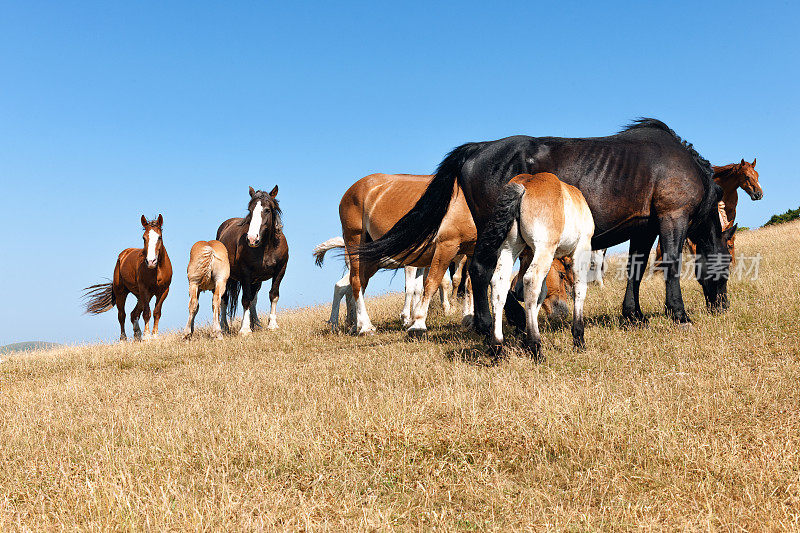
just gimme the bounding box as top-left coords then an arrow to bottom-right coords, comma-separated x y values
1,221 -> 799,530
0,341 -> 60,355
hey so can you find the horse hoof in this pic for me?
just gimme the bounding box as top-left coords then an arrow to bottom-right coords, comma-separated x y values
240,329 -> 252,337
407,327 -> 428,339
487,341 -> 505,361
461,315 -> 474,329
524,338 -> 543,362
572,337 -> 586,352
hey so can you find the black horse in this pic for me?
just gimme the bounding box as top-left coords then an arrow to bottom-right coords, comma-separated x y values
359,119 -> 733,340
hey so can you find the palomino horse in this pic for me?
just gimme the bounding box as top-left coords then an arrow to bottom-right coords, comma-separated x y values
183,240 -> 230,340
338,173 -> 476,335
312,236 -> 459,332
485,173 -> 594,360
217,186 -> 288,336
83,215 -> 173,340
358,119 -> 731,336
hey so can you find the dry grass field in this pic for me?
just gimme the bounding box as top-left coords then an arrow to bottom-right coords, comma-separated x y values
1,221 -> 799,531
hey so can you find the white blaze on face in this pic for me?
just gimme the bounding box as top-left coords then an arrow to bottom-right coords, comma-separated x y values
146,229 -> 159,264
247,201 -> 263,244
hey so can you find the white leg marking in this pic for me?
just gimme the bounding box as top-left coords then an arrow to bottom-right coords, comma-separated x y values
240,307 -> 252,336
267,296 -> 278,330
354,288 -> 375,335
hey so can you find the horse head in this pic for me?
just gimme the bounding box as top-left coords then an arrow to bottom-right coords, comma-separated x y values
737,158 -> 763,200
245,185 -> 282,248
141,214 -> 164,269
691,206 -> 733,313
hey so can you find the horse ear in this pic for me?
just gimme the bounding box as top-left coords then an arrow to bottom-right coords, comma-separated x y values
751,158 -> 756,167
740,158 -> 746,166
269,185 -> 279,198
156,214 -> 163,228
249,186 -> 256,198
141,215 -> 148,227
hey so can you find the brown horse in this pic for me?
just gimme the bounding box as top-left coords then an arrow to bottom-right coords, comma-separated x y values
217,186 -> 288,336
83,215 -> 173,340
511,253 -> 575,319
338,173 -> 476,335
183,240 -> 230,340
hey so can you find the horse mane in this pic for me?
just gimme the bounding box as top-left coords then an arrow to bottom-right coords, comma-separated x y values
621,118 -> 719,218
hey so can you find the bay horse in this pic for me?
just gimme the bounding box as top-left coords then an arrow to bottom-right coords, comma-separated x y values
485,173 -> 595,360
183,240 -> 230,340
336,173 -> 476,335
217,186 -> 288,336
358,119 -> 731,341
313,236 -> 460,332
83,215 -> 173,340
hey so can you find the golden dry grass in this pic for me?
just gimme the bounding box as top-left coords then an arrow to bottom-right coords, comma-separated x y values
1,222 -> 799,531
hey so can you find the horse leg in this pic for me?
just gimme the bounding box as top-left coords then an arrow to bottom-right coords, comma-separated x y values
239,278 -> 254,336
468,245 -> 497,336
249,281 -> 263,331
130,297 -> 144,340
329,271 -> 351,332
438,268 -> 453,315
408,242 -> 458,335
621,232 -> 657,326
141,296 -> 153,340
451,255 -> 466,300
183,282 -> 200,339
211,280 -> 226,340
571,241 -> 593,350
401,266 -> 418,327
266,262 -> 286,330
461,275 -> 474,328
148,287 -> 167,338
220,290 -> 230,334
345,232 -> 376,336
520,245 -> 555,362
658,216 -> 691,324
116,289 -> 128,341
488,232 -> 521,358
504,247 -> 532,333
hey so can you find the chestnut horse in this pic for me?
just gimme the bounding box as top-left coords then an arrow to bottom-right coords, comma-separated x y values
183,240 -> 230,340
217,186 -> 288,336
485,173 -> 595,360
83,215 -> 173,340
338,173 -> 476,335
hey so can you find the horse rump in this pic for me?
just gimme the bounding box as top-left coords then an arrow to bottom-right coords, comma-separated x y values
356,143 -> 477,265
82,282 -> 115,314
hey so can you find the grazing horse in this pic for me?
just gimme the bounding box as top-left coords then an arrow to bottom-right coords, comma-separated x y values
83,215 -> 172,340
313,236 -> 458,332
485,173 -> 594,360
358,119 -> 731,342
337,173 -> 476,335
217,186 -> 288,335
183,240 -> 230,340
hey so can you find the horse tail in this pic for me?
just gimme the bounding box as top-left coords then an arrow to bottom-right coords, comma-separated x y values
474,182 -> 525,267
82,282 -> 115,315
225,278 -> 241,320
357,143 -> 477,265
312,236 -> 345,267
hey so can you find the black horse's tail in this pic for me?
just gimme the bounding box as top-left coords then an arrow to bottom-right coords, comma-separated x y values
82,282 -> 115,315
226,279 -> 241,320
357,143 -> 478,265
473,182 -> 525,267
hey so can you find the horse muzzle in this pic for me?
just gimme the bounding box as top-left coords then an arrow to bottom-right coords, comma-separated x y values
748,189 -> 763,201
247,236 -> 261,247
146,259 -> 158,269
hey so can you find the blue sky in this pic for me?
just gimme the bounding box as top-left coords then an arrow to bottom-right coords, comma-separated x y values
0,1 -> 797,345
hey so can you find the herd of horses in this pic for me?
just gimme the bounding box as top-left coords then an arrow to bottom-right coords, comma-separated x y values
83,118 -> 763,360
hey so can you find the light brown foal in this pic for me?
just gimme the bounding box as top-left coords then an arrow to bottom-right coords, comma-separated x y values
84,215 -> 173,340
183,240 -> 230,340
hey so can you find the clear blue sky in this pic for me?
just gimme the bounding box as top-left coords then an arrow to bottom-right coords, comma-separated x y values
1,1 -> 797,345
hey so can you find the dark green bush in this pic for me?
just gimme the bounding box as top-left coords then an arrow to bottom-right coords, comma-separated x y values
764,207 -> 800,227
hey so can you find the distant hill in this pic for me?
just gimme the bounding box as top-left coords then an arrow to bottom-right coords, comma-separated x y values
0,341 -> 61,354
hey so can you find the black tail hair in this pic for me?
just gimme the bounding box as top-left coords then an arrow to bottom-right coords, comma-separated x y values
357,143 -> 479,265
473,182 -> 525,267
226,279 -> 241,320
82,282 -> 115,314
